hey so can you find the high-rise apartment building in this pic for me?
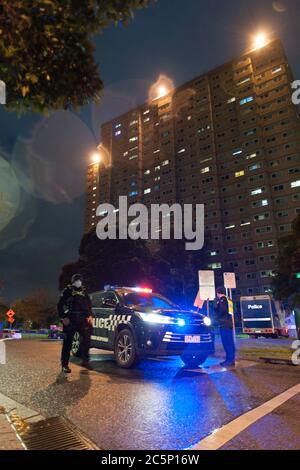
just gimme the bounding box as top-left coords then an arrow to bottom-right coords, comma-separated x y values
84,38 -> 300,296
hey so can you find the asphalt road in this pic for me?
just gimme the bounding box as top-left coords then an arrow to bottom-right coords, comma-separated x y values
0,338 -> 299,450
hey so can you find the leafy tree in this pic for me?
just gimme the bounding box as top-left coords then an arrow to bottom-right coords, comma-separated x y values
11,289 -> 57,328
59,231 -> 207,309
0,298 -> 8,321
0,0 -> 154,114
272,215 -> 300,310
59,231 -> 155,292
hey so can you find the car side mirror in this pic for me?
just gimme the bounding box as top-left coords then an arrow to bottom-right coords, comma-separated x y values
103,298 -> 117,309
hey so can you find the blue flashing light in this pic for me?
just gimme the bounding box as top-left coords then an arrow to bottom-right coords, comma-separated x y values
177,319 -> 186,327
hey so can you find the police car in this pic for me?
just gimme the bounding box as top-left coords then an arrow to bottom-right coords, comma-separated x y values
71,286 -> 214,369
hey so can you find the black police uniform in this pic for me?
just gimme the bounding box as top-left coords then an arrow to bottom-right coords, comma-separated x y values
214,295 -> 235,364
58,284 -> 92,367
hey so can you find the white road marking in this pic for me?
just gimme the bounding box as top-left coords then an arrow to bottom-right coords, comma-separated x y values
186,360 -> 256,375
189,382 -> 300,450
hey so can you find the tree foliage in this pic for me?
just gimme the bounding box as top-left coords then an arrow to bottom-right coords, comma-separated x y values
11,289 -> 57,328
0,298 -> 8,321
0,0 -> 154,114
59,231 -> 208,309
272,215 -> 300,309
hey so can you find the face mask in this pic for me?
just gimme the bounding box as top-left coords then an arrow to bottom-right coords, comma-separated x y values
73,280 -> 82,288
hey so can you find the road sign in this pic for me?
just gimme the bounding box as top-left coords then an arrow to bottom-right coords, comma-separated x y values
7,317 -> 14,324
223,272 -> 237,289
198,270 -> 215,301
199,270 -> 215,287
194,291 -> 205,309
6,309 -> 15,319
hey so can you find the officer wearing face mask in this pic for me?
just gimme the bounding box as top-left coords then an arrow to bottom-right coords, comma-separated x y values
58,274 -> 93,373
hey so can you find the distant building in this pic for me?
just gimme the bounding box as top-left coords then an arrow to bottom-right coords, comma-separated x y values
84,38 -> 300,296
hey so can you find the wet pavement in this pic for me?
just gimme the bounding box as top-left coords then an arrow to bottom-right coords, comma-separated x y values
0,338 -> 299,450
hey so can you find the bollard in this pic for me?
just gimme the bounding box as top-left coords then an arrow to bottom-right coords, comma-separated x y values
0,339 -> 6,364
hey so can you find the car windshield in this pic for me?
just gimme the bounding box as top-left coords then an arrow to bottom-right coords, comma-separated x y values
122,292 -> 179,309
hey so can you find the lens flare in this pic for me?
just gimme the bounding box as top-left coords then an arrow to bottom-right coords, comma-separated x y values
0,156 -> 20,234
149,75 -> 174,101
272,1 -> 286,13
11,111 -> 97,205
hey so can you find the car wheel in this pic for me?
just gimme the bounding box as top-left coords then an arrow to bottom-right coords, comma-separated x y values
115,329 -> 139,368
180,353 -> 209,368
71,331 -> 82,357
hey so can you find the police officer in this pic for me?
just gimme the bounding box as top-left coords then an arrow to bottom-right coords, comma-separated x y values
58,274 -> 93,373
214,286 -> 236,368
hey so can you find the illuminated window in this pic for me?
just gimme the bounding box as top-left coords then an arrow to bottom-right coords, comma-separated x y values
251,188 -> 263,196
291,180 -> 300,188
143,109 -> 150,115
115,130 -> 121,137
129,191 -> 138,197
208,262 -> 222,270
246,152 -> 257,160
201,167 -> 210,174
272,66 -> 282,74
227,97 -> 236,104
155,165 -> 161,171
130,120 -> 138,126
162,160 -> 169,166
115,123 -> 122,129
249,163 -> 261,171
153,149 -> 160,154
209,250 -> 219,256
237,77 -> 251,86
233,149 -> 242,156
129,136 -> 138,142
143,117 -> 150,123
144,170 -> 150,175
261,270 -> 275,278
240,96 -> 254,105
235,170 -> 245,178
178,148 -> 186,154
225,224 -> 235,230
144,188 -> 151,194
123,151 -> 129,157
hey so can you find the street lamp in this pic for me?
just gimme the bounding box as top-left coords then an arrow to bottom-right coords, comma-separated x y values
90,152 -> 101,165
156,84 -> 168,100
149,74 -> 174,102
253,33 -> 268,50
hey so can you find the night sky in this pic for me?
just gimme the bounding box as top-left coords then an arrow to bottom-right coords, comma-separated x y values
0,0 -> 300,303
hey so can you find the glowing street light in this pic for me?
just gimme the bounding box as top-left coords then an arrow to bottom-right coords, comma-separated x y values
91,152 -> 101,165
156,84 -> 168,99
253,33 -> 268,50
149,74 -> 174,102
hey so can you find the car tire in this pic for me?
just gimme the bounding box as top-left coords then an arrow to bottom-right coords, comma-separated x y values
180,353 -> 209,368
71,331 -> 82,357
114,328 -> 139,369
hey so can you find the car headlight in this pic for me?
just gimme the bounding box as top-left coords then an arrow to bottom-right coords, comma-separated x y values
203,316 -> 212,327
138,312 -> 174,325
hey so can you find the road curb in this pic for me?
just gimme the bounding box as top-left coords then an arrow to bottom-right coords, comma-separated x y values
0,392 -> 45,450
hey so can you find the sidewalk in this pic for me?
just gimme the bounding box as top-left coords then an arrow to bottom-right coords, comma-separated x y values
0,392 -> 45,451
0,412 -> 24,450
